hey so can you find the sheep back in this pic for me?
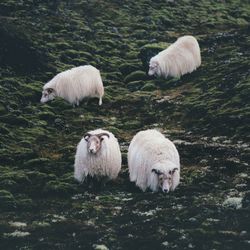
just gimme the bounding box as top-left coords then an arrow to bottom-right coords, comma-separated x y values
152,35 -> 201,78
44,65 -> 104,105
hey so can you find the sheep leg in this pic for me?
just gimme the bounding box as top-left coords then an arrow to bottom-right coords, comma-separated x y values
98,97 -> 102,106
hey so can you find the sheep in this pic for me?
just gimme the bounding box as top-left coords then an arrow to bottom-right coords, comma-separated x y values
74,129 -> 122,183
40,65 -> 104,106
128,129 -> 180,193
148,35 -> 201,78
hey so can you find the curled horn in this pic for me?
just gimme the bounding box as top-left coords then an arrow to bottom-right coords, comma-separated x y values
170,168 -> 178,175
47,88 -> 54,94
84,133 -> 92,141
152,169 -> 163,175
97,133 -> 110,139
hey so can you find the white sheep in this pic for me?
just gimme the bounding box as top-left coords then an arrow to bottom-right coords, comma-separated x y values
74,129 -> 122,183
40,65 -> 104,106
128,129 -> 180,193
148,35 -> 201,78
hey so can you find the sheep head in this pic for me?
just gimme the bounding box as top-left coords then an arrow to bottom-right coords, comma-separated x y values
152,166 -> 178,193
40,88 -> 56,103
148,59 -> 160,76
84,132 -> 110,154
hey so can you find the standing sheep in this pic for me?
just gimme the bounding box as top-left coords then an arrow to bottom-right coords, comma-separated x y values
40,65 -> 104,106
148,35 -> 201,78
74,129 -> 122,183
128,129 -> 180,193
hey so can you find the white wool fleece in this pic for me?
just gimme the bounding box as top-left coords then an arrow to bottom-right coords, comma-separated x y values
128,129 -> 180,192
149,35 -> 201,78
74,129 -> 122,182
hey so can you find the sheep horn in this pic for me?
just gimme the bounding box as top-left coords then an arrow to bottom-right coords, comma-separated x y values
152,169 -> 163,175
171,168 -> 178,175
47,88 -> 54,94
97,133 -> 110,139
84,133 -> 92,141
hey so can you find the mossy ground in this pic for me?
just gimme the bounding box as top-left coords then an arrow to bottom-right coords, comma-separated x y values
0,0 -> 250,249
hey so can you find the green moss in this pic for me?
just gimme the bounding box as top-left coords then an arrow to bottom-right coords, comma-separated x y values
24,158 -> 51,169
141,82 -> 157,91
0,103 -> 6,114
124,70 -> 147,83
0,190 -> 16,210
0,114 -> 30,126
127,80 -> 145,91
43,180 -> 75,196
0,1 -> 249,248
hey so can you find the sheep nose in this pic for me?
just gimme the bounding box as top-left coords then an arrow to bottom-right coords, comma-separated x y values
163,189 -> 169,193
90,149 -> 94,153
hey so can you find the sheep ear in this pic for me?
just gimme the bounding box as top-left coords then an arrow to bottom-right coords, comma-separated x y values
47,88 -> 54,94
170,168 -> 178,175
152,169 -> 163,175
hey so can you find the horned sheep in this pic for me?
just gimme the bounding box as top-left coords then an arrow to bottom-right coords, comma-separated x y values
128,129 -> 180,193
74,129 -> 122,183
40,65 -> 104,106
148,35 -> 201,78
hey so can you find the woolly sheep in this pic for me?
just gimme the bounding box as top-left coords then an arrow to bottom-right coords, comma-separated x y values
128,129 -> 180,193
148,35 -> 201,78
40,65 -> 104,106
74,129 -> 122,182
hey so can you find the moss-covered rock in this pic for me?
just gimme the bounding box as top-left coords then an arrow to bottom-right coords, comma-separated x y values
141,82 -> 157,91
124,70 -> 148,83
0,190 -> 16,210
43,180 -> 76,196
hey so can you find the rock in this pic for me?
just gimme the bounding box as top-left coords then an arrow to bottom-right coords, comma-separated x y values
9,221 -> 27,228
223,197 -> 243,209
162,241 -> 169,246
92,244 -> 109,250
242,192 -> 250,208
4,230 -> 30,238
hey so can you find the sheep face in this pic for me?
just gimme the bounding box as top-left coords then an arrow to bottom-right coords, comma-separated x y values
152,168 -> 178,193
84,133 -> 110,154
148,60 -> 160,76
40,88 -> 56,103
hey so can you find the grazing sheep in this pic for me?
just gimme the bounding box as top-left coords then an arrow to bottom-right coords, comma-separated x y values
128,129 -> 180,193
74,129 -> 122,183
40,65 -> 104,106
148,35 -> 201,78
